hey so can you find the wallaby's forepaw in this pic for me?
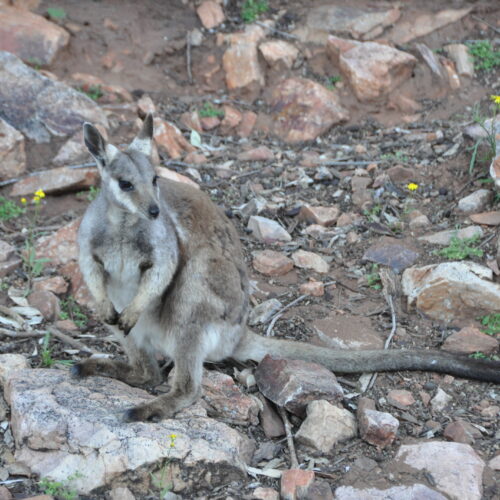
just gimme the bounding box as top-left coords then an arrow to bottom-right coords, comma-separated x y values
124,402 -> 174,422
118,307 -> 139,336
98,301 -> 119,325
71,362 -> 91,378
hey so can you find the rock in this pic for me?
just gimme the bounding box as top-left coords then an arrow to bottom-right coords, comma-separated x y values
256,394 -> 285,439
445,44 -> 474,77
201,370 -> 260,425
28,290 -> 60,321
52,131 -> 89,166
299,205 -> 340,227
5,369 -> 254,495
109,486 -> 135,500
442,327 -> 498,355
387,165 -> 414,182
0,240 -> 15,262
248,299 -> 282,326
334,484 -> 447,500
252,250 -> 293,277
237,146 -> 274,162
0,6 -> 69,65
196,1 -> 225,29
307,480 -> 334,500
222,25 -> 265,96
388,94 -> 422,113
418,225 -> 483,246
299,5 -> 400,44
247,216 -> 291,243
252,487 -> 279,500
0,52 -> 108,143
280,469 -> 315,500
180,110 -> 202,133
409,214 -> 431,231
464,116 -> 500,141
431,388 -> 452,412
490,128 -> 500,188
357,397 -> 398,449
402,262 -> 500,322
457,189 -> 492,214
327,36 -> 417,102
35,218 -> 81,267
489,455 -> 500,471
199,115 -> 220,131
292,250 -> 329,274
255,356 -> 343,417
444,420 -> 482,444
267,77 -> 349,143
363,237 -> 420,273
296,400 -> 357,453
0,354 -> 29,387
0,117 -> 26,179
387,390 -> 415,409
237,110 -> 257,138
71,73 -> 132,104
312,314 -> 383,350
387,8 -> 472,45
395,441 -> 484,500
32,276 -> 67,295
220,105 -> 242,132
153,118 -> 195,160
0,255 -> 21,278
11,167 -> 99,196
136,95 -> 156,118
299,280 -> 324,297
351,176 -> 372,206
259,40 -> 299,69
469,211 -> 500,226
0,485 -> 12,500
156,167 -> 199,189
59,260 -> 92,308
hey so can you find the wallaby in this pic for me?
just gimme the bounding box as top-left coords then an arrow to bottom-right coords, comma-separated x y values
74,114 -> 500,422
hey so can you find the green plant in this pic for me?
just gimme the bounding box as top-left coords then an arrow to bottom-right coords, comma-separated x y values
326,76 -> 341,89
46,7 -> 66,20
467,103 -> 497,174
466,41 -> 500,72
77,186 -> 100,202
434,235 -> 484,260
40,332 -> 55,368
26,58 -> 43,70
363,204 -> 382,222
39,473 -> 80,500
0,196 -> 25,221
479,313 -> 500,336
150,434 -> 177,497
366,264 -> 382,290
469,351 -> 488,360
199,102 -> 224,118
381,150 -> 409,164
60,297 -> 88,328
241,0 -> 269,23
80,85 -> 103,101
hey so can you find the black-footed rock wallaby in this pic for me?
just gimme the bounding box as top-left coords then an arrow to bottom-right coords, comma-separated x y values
73,114 -> 500,422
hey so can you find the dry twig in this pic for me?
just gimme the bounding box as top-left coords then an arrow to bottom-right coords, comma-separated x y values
278,407 -> 299,469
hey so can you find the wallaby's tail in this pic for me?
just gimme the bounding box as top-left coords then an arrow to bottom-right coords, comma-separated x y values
233,331 -> 500,383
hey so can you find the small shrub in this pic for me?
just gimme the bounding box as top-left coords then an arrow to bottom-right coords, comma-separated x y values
241,0 -> 269,23
434,235 -> 483,260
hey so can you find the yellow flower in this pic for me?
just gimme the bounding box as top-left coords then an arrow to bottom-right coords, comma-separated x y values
34,189 -> 45,199
170,434 -> 177,439
490,95 -> 500,105
407,183 -> 419,191
20,198 -> 27,205
32,195 -> 40,204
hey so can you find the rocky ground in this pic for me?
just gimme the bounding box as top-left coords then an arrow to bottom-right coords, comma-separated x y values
0,0 -> 499,499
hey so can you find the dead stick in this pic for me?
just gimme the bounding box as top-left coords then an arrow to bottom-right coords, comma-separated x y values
49,328 -> 99,354
186,32 -> 193,85
266,294 -> 307,336
278,407 -> 299,469
0,327 -> 43,339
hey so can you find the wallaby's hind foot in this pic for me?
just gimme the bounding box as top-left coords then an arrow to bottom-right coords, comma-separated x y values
71,357 -> 162,388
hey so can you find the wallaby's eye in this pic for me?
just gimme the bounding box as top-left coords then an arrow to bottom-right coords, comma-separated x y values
152,175 -> 158,186
118,179 -> 134,192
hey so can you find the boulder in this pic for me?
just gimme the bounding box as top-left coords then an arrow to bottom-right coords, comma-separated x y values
0,117 -> 26,179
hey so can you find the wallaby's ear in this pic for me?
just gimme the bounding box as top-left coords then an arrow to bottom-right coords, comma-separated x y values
83,123 -> 118,167
128,113 -> 154,156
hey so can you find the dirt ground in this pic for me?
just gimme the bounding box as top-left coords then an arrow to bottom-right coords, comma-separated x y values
0,0 -> 499,498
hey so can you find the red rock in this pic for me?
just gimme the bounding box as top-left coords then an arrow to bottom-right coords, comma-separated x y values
442,57 -> 461,89
387,389 -> 415,409
247,216 -> 291,243
32,276 -> 68,295
55,319 -> 78,331
256,394 -> 285,438
357,397 -> 399,449
0,117 -> 26,180
0,485 -> 12,500
197,1 -> 225,29
255,355 -> 343,417
0,6 -> 69,65
267,77 -> 349,143
281,469 -> 315,500
71,73 -> 132,103
292,250 -> 329,274
237,146 -> 274,162
220,105 -> 242,132
153,118 -> 195,159
388,94 -> 422,113
35,218 -> 81,267
28,290 -> 60,321
259,40 -> 299,69
299,280 -> 324,297
59,260 -> 93,308
236,111 -> 257,137
299,205 -> 340,227
442,326 -> 498,355
156,167 -> 199,189
252,487 -> 279,500
199,115 -> 221,131
491,152 -> 500,189
252,250 -> 293,277
469,211 -> 500,226
11,167 -> 99,196
337,212 -> 362,227
444,420 -> 481,444
183,152 -> 206,165
180,111 -> 202,133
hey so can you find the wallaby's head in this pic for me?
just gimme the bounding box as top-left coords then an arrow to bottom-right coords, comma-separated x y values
83,113 -> 161,220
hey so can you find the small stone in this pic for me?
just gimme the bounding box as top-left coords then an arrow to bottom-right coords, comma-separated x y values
457,189 -> 492,214
351,176 -> 372,206
183,152 -> 206,165
363,237 -> 419,273
444,420 -> 482,444
387,389 -> 415,409
247,216 -> 291,243
489,455 -> 500,471
337,212 -> 362,227
33,276 -> 68,295
237,111 -> 257,138
431,387 -> 452,412
280,469 -> 315,500
0,241 -> 15,262
199,115 -> 221,131
109,487 -> 135,500
28,290 -> 60,321
334,484 -> 446,500
197,1 -> 225,29
480,405 -> 499,418
252,487 -> 279,500
153,118 -> 195,160
357,397 -> 399,449
237,146 -> 274,162
256,394 -> 285,439
445,44 -> 475,77
299,280 -> 324,297
220,105 -> 242,131
180,111 -> 203,133
35,218 -> 81,267
419,225 -> 484,246
409,214 -> 431,230
469,211 -> 500,226
55,319 -> 78,331
252,250 -> 293,277
296,400 -> 357,453
292,250 -> 329,274
156,167 -> 199,189
259,40 -> 299,69
248,299 -> 282,326
0,354 -> 29,387
0,485 -> 12,500
255,355 -> 343,417
442,327 -> 498,355
299,205 -> 340,227
0,117 -> 26,180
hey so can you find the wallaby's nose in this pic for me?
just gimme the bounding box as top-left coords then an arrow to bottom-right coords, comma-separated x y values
148,204 -> 160,219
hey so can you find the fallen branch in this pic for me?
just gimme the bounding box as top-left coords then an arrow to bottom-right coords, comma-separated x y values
0,327 -> 43,339
278,407 -> 299,469
49,327 -> 100,354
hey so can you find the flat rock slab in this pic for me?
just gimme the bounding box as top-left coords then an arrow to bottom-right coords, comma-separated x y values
5,369 -> 254,495
334,484 -> 446,500
363,237 -> 420,273
0,51 -> 108,143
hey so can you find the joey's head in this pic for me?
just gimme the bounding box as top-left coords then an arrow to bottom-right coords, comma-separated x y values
83,113 -> 161,220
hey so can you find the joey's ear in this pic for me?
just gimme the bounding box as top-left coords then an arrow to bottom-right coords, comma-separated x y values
128,113 -> 154,156
83,123 -> 118,167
